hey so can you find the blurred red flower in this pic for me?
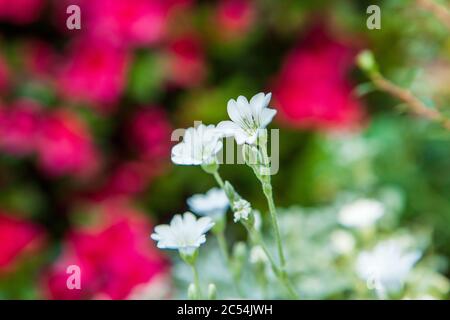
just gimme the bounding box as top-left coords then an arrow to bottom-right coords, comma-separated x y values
216,0 -> 255,41
89,108 -> 172,201
57,40 -> 129,110
36,110 -> 100,177
22,40 -> 58,80
0,100 -> 42,156
128,108 -> 172,161
0,213 -> 44,273
43,201 -> 170,299
85,0 -> 168,47
0,0 -> 44,24
166,34 -> 206,88
92,161 -> 151,201
272,28 -> 363,130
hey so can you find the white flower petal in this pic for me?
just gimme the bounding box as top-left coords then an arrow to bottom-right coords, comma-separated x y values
222,93 -> 276,145
355,239 -> 421,294
339,199 -> 385,228
171,124 -> 223,166
227,99 -> 243,125
183,212 -> 197,225
217,121 -> 241,137
234,128 -> 250,145
188,188 -> 229,219
249,92 -> 266,117
170,214 -> 183,229
263,92 -> 272,107
196,216 -> 215,234
151,211 -> 215,255
259,107 -> 277,128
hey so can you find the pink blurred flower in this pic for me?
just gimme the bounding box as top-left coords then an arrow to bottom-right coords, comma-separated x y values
57,40 -> 129,110
0,213 -> 44,272
166,34 -> 206,88
216,0 -> 255,41
272,28 -> 363,130
90,161 -> 152,201
22,40 -> 58,80
128,108 -> 172,161
0,100 -> 42,156
43,201 -> 169,299
0,0 -> 44,24
89,108 -> 172,201
36,110 -> 99,177
85,0 -> 168,47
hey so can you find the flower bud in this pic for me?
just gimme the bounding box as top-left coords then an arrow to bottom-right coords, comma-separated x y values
256,129 -> 268,147
232,241 -> 247,262
250,246 -> 268,264
357,50 -> 379,75
242,144 -> 264,167
188,283 -> 198,300
232,198 -> 252,222
224,181 -> 237,201
212,215 -> 226,234
231,242 -> 247,279
207,283 -> 217,300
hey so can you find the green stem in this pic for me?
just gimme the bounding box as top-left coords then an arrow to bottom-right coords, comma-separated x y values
257,143 -> 286,269
211,169 -> 298,299
262,182 -> 286,268
213,171 -> 225,188
243,223 -> 279,274
257,143 -> 299,299
216,230 -> 230,261
191,264 -> 202,299
212,170 -> 244,296
244,222 -> 298,299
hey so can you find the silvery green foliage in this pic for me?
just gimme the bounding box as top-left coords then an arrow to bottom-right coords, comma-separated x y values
173,239 -> 271,299
173,200 -> 449,299
277,207 -> 353,299
167,99 -> 449,299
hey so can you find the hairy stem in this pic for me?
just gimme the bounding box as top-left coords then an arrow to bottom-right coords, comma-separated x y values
191,264 -> 202,299
416,0 -> 450,30
213,171 -> 225,188
211,169 -> 299,298
258,143 -> 287,270
262,182 -> 286,269
258,142 -> 299,299
243,222 -> 298,299
370,73 -> 450,130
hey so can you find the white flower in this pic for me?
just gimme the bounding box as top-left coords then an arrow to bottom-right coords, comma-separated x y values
330,230 -> 356,255
217,92 -> 277,145
187,188 -> 229,220
151,212 -> 215,256
171,124 -> 222,165
338,198 -> 385,228
250,246 -> 268,264
232,199 -> 252,222
356,240 -> 421,295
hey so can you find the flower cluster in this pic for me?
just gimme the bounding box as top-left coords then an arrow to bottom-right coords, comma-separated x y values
272,27 -> 363,130
44,201 -> 169,300
152,92 -> 299,299
0,0 -> 449,301
356,240 -> 421,297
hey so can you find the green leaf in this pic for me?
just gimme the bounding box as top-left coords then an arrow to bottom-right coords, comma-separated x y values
128,51 -> 167,103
